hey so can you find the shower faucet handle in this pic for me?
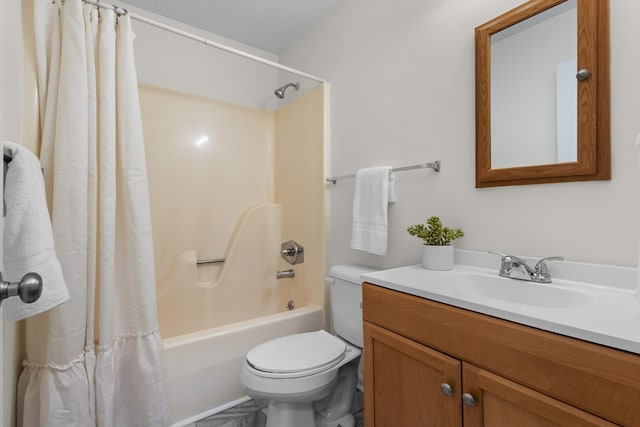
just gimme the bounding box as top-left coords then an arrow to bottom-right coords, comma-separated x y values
281,240 -> 304,265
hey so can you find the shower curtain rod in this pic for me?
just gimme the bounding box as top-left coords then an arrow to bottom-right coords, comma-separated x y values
81,0 -> 327,84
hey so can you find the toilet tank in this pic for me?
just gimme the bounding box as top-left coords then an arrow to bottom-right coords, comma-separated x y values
327,264 -> 378,348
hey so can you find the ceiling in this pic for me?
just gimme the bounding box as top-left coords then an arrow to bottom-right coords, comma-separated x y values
122,0 -> 340,54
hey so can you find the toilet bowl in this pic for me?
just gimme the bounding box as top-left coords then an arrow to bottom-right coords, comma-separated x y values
241,330 -> 361,427
240,264 -> 377,427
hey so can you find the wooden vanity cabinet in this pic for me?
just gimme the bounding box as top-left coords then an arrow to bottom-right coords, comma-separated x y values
363,283 -> 640,427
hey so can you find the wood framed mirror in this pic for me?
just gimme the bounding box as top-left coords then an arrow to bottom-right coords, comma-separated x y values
475,0 -> 610,188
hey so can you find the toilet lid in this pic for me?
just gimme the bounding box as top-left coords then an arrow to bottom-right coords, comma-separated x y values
246,330 -> 346,376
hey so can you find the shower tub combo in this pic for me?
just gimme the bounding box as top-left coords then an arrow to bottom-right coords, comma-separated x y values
140,81 -> 327,426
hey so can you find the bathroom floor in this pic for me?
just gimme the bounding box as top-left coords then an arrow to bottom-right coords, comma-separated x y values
190,391 -> 364,427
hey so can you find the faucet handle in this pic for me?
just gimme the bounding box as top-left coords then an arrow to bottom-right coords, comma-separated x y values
534,256 -> 564,272
488,250 -> 523,276
489,250 -> 526,264
488,250 -> 507,259
532,256 -> 563,282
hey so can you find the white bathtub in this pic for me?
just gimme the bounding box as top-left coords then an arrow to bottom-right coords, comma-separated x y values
163,304 -> 325,426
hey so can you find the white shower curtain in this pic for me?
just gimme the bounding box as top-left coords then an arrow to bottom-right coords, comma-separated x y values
18,0 -> 169,425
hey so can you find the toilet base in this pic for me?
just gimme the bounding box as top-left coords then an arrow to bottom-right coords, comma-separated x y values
265,406 -> 354,427
259,360 -> 360,427
266,401 -> 316,427
314,359 -> 358,427
315,413 -> 355,427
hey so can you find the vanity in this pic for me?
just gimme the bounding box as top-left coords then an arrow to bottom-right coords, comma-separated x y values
361,253 -> 640,426
358,0 -> 626,422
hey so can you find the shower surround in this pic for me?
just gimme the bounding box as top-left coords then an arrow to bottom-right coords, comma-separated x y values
139,83 -> 327,424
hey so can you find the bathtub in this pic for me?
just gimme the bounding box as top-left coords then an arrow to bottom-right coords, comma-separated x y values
163,304 -> 325,426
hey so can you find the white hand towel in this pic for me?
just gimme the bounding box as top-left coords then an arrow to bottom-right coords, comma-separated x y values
388,171 -> 397,203
2,141 -> 69,321
351,166 -> 396,256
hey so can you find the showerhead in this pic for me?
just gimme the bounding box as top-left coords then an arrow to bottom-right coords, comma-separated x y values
274,82 -> 300,99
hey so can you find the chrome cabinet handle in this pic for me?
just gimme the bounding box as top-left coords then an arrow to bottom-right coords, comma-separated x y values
462,393 -> 476,407
440,383 -> 453,397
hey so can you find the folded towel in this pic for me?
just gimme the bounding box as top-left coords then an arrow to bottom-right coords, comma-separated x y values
2,141 -> 69,321
351,166 -> 396,256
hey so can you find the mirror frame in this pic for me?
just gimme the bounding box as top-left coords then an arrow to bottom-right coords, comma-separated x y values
475,0 -> 610,188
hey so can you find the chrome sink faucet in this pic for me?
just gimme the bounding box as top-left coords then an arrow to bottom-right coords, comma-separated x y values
489,251 -> 563,283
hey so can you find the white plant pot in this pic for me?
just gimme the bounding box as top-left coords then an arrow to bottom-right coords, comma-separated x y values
422,245 -> 454,271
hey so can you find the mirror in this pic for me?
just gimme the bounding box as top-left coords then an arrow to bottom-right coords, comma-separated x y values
475,0 -> 610,187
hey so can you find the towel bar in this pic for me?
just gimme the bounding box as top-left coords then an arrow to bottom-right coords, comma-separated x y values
326,160 -> 441,184
196,258 -> 225,265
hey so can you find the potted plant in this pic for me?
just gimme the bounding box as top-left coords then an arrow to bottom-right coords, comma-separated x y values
407,216 -> 464,270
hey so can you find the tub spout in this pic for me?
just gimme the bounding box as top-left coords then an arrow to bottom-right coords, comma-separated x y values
276,269 -> 295,279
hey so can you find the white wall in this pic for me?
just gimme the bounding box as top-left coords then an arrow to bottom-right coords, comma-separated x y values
281,0 -> 640,269
119,2 -> 281,111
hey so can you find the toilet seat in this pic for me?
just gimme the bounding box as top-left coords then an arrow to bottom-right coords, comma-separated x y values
246,330 -> 346,379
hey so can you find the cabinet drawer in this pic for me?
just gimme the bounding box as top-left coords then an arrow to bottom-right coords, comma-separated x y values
363,283 -> 640,426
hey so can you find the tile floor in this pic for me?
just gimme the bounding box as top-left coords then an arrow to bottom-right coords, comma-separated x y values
190,391 -> 364,427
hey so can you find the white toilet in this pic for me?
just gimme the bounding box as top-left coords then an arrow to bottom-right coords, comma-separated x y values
240,264 -> 377,427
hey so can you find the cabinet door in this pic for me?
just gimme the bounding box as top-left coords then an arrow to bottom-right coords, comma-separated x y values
462,364 -> 618,427
364,321 -> 462,427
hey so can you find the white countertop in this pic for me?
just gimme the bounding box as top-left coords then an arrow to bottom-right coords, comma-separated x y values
361,253 -> 640,355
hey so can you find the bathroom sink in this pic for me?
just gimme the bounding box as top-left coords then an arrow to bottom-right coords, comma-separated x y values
361,255 -> 640,355
433,272 -> 594,308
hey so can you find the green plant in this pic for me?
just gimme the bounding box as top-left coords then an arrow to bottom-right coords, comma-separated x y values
407,216 -> 464,246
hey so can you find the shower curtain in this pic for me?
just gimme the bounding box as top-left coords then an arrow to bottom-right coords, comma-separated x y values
18,0 -> 169,425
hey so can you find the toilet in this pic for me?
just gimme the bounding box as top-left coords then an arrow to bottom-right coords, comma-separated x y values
240,264 -> 377,427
